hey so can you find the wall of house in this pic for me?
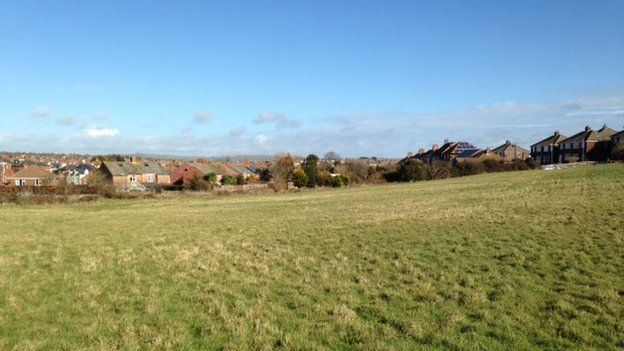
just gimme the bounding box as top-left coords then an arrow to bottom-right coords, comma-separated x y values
531,147 -> 560,165
8,177 -> 44,186
559,141 -> 609,162
112,174 -> 171,186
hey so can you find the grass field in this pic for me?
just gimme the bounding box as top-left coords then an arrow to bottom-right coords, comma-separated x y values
1,165 -> 623,350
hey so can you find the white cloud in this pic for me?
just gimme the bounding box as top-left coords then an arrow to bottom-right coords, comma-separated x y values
253,113 -> 301,130
83,126 -> 120,138
255,134 -> 269,144
193,111 -> 213,124
56,115 -> 76,126
31,106 -> 52,118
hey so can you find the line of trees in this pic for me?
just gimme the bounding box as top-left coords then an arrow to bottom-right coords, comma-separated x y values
394,157 -> 540,182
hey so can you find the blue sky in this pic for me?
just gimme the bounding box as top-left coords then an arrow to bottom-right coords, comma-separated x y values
1,0 -> 623,157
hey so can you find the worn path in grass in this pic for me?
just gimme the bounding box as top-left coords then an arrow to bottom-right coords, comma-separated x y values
0,165 -> 623,350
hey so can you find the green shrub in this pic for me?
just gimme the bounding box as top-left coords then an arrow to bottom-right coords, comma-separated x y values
221,174 -> 236,185
398,158 -> 426,182
203,172 -> 217,183
302,154 -> 319,187
292,169 -> 309,188
316,171 -> 332,187
188,174 -> 210,191
453,159 -> 486,176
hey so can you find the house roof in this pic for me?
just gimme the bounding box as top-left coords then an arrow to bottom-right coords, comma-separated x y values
456,148 -> 483,158
597,124 -> 618,137
560,126 -> 611,144
531,131 -> 568,148
102,160 -> 169,176
445,141 -> 480,157
189,162 -> 229,175
69,163 -> 94,174
9,165 -> 52,179
492,140 -> 530,154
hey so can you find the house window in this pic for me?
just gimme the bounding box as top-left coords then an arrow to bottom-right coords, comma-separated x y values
15,179 -> 26,186
35,179 -> 43,186
129,175 -> 137,182
146,174 -> 154,183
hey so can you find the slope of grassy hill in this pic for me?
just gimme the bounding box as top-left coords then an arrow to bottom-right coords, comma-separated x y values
1,165 -> 623,350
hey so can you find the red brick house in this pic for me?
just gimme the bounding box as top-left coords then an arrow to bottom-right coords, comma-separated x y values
6,165 -> 54,186
492,140 -> 530,161
530,131 -> 567,165
170,163 -> 206,186
558,125 -> 613,163
0,162 -> 14,185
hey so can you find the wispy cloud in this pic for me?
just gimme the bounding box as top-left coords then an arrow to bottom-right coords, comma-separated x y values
31,106 -> 52,118
254,113 -> 301,130
92,113 -> 109,121
193,111 -> 213,124
254,113 -> 287,123
56,115 -> 76,126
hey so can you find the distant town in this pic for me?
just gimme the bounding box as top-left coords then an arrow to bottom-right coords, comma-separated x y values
1,123 -> 623,190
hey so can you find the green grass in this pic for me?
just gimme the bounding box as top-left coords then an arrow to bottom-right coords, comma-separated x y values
1,165 -> 623,350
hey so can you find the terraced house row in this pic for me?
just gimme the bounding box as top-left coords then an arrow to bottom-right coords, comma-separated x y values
1,155 -> 263,188
401,123 -> 623,166
531,124 -> 623,164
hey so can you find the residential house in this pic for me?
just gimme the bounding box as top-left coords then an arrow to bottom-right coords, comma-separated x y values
407,140 -> 485,165
611,128 -> 624,145
171,161 -> 259,186
7,165 -> 54,186
0,162 -> 14,185
597,124 -> 618,138
441,141 -> 482,162
492,140 -> 530,161
222,163 -> 258,180
610,128 -> 624,159
170,162 -> 207,186
464,147 -> 498,160
99,156 -> 171,186
66,163 -> 94,185
530,131 -> 567,165
558,125 -> 612,163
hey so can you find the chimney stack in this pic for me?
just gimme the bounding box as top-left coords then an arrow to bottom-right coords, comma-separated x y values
585,125 -> 591,132
130,154 -> 137,163
407,152 -> 414,158
418,148 -> 425,155
554,130 -> 560,136
432,144 -> 439,151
